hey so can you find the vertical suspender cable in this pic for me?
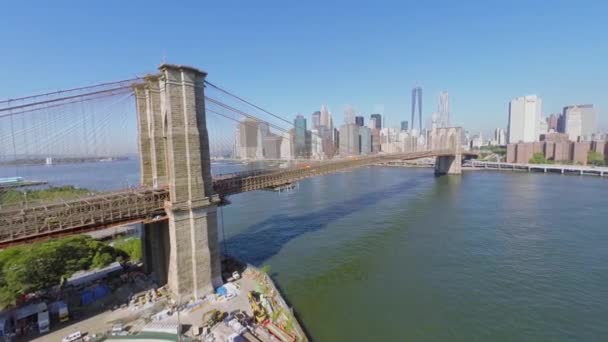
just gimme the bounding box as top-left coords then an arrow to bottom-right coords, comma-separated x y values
9,101 -> 18,176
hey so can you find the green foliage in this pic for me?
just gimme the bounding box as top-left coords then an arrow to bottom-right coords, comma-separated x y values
529,153 -> 548,164
587,151 -> 605,166
0,235 -> 127,309
114,238 -> 142,262
0,186 -> 92,206
260,265 -> 271,274
480,145 -> 507,155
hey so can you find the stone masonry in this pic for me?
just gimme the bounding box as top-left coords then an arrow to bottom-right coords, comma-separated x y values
134,64 -> 222,301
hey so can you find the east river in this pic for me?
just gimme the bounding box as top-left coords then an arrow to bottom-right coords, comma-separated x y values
2,160 -> 607,341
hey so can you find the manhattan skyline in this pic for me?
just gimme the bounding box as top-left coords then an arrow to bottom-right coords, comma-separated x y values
1,1 -> 607,135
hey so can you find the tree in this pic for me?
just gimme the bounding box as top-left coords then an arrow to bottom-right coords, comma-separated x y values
529,152 -> 547,164
114,239 -> 142,262
587,151 -> 605,166
0,235 -> 126,309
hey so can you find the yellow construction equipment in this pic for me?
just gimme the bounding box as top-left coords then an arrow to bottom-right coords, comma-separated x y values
202,309 -> 226,328
247,291 -> 268,323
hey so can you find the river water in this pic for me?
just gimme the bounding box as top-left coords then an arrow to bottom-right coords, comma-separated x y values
2,161 -> 608,341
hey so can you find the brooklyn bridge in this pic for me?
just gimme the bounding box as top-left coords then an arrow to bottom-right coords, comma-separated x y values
0,64 -> 475,300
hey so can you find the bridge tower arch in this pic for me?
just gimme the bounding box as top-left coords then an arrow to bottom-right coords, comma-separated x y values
434,127 -> 463,175
134,64 -> 222,300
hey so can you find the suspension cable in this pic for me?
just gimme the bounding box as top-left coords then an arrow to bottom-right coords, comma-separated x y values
0,77 -> 142,104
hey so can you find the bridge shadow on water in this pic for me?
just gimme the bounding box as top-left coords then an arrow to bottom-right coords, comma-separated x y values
223,178 -> 423,266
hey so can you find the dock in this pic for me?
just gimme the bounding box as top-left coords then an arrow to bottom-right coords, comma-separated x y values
0,180 -> 48,189
465,161 -> 608,177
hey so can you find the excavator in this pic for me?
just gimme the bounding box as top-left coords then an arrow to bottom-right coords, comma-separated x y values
247,291 -> 268,323
202,309 -> 226,329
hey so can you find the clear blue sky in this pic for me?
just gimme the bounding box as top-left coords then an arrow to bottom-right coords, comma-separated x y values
1,0 -> 607,135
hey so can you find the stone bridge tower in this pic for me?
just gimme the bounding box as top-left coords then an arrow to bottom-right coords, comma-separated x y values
133,64 -> 222,301
431,127 -> 463,175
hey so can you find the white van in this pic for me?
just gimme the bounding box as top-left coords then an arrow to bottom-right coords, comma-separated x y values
62,331 -> 83,342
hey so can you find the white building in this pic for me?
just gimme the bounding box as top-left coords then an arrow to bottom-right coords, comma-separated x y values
539,118 -> 548,136
380,128 -> 399,144
368,117 -> 377,130
471,133 -> 483,149
320,105 -> 331,129
310,129 -> 324,159
280,133 -> 293,160
508,95 -> 542,143
494,128 -> 506,146
564,104 -> 596,142
237,118 -> 261,159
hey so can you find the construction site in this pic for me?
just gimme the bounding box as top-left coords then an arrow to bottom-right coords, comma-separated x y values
21,257 -> 307,342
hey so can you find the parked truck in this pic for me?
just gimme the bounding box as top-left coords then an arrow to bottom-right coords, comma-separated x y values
37,310 -> 50,334
58,303 -> 69,323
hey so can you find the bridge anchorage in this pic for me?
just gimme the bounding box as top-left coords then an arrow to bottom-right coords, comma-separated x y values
0,63 -> 474,302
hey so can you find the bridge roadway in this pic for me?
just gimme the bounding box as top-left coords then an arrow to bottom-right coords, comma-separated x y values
0,150 -> 468,247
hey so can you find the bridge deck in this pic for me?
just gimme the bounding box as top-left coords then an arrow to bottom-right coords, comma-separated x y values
0,150 -> 473,247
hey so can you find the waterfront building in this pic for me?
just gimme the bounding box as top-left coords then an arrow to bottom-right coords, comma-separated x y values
371,129 -> 381,153
508,95 -> 542,143
359,126 -> 372,155
339,123 -> 359,156
564,104 -> 596,142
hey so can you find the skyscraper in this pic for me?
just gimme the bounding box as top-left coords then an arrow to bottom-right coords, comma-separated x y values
411,86 -> 423,131
311,111 -> 321,130
359,126 -> 372,155
294,115 -> 307,158
563,104 -> 596,141
494,128 -> 506,145
400,121 -> 409,131
320,105 -> 331,128
339,124 -> 359,156
507,95 -> 542,143
344,106 -> 356,124
438,91 -> 450,128
370,113 -> 382,129
237,118 -> 262,159
355,116 -> 364,127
